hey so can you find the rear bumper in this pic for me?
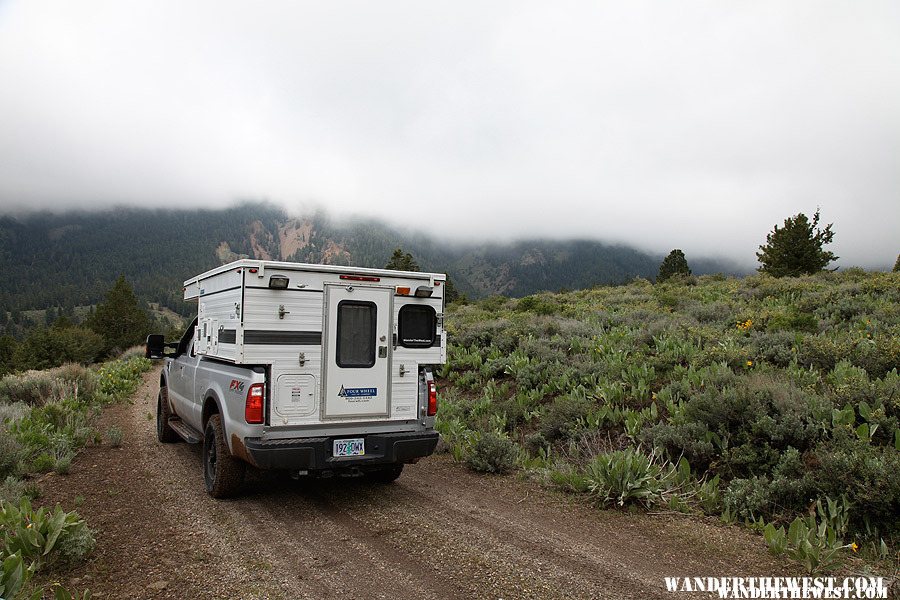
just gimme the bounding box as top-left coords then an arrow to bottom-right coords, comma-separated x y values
242,430 -> 439,471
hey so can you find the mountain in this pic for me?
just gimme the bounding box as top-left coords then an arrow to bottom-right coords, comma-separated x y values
0,203 -> 742,322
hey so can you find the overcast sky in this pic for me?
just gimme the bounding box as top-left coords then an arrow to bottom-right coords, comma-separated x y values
0,1 -> 898,267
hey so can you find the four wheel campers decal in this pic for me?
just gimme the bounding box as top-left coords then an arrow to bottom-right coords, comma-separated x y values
337,386 -> 377,401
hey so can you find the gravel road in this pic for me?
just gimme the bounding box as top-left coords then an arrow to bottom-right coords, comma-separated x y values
37,366 -> 789,599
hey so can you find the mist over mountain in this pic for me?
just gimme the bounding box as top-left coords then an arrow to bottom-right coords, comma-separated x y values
0,203 -> 744,318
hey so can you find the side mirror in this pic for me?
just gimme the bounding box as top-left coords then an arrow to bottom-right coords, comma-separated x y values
145,334 -> 165,359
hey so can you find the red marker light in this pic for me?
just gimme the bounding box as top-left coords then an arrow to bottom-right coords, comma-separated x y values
427,381 -> 437,416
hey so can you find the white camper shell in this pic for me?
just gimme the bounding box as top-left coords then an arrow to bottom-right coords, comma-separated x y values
183,260 -> 446,429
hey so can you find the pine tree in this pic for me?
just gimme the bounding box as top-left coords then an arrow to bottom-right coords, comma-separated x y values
385,248 -> 420,272
893,253 -> 900,272
657,249 -> 691,282
0,335 -> 17,376
757,209 -> 837,277
444,275 -> 463,304
87,275 -> 151,353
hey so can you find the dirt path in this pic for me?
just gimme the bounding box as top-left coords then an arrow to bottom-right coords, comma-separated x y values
37,366 -> 792,599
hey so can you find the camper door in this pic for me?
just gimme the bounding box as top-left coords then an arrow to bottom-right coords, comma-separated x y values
322,284 -> 393,419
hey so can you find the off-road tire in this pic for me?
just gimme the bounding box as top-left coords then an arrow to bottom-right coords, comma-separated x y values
157,388 -> 179,443
203,414 -> 246,498
365,463 -> 404,483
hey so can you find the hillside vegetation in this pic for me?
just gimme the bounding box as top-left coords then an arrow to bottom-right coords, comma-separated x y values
438,271 -> 899,571
0,203 -> 739,321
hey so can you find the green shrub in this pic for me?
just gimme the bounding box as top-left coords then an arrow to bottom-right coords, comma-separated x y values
583,448 -> 671,507
0,373 -> 62,408
12,325 -> 105,372
680,376 -> 826,478
723,476 -> 774,521
0,477 -> 27,506
540,394 -> 592,442
811,433 -> 900,537
750,331 -> 798,367
465,432 -> 518,474
0,551 -> 31,600
516,295 -> 559,315
105,426 -> 123,448
0,498 -> 95,570
549,464 -> 591,493
767,311 -> 819,333
0,429 -> 23,479
763,496 -> 852,574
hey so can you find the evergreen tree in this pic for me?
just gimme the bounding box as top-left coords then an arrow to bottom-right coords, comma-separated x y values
0,335 -> 17,376
87,275 -> 151,352
894,253 -> 900,273
757,209 -> 837,277
657,249 -> 692,282
444,275 -> 464,304
385,248 -> 420,272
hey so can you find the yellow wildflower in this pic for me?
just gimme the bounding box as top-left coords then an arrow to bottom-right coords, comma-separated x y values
851,542 -> 858,553
746,360 -> 753,367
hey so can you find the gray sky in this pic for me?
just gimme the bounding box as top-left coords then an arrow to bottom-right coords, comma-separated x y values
0,1 -> 898,268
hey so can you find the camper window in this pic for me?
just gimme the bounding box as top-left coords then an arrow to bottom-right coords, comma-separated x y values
398,304 -> 436,348
336,301 -> 376,368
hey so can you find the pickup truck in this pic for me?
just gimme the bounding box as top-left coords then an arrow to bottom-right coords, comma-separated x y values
146,260 -> 444,497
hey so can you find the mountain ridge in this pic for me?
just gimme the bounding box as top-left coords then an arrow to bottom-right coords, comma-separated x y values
0,203 -> 744,320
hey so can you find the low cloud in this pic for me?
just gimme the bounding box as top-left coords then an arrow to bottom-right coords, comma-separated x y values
0,1 -> 897,267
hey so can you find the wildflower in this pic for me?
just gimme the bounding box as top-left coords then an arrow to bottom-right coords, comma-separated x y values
851,542 -> 858,553
746,360 -> 753,367
26,523 -> 32,529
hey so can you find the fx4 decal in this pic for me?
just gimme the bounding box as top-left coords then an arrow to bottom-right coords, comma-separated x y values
229,379 -> 245,393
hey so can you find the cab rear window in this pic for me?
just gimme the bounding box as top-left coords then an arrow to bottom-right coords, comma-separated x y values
398,305 -> 436,348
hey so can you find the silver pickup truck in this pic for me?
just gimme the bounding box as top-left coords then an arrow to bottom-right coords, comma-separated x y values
146,260 -> 445,498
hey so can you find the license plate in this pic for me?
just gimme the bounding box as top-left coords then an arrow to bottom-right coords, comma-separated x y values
333,438 -> 365,457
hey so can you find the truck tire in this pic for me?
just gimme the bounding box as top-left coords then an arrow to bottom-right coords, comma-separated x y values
203,414 -> 246,498
157,388 -> 179,443
365,463 -> 404,483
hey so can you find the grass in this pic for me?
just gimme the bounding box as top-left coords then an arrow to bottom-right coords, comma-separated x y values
439,270 -> 899,574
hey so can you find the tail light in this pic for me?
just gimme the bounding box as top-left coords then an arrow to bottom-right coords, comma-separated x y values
245,383 -> 265,424
427,380 -> 437,416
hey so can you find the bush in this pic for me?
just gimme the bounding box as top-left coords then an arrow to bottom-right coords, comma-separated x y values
465,433 -> 518,474
105,426 -> 123,448
0,429 -> 23,479
540,394 -> 592,442
0,498 -> 95,570
763,496 -> 852,574
516,295 -> 560,315
0,551 -> 31,600
0,373 -> 62,408
680,375 -> 826,478
12,326 -> 104,372
812,433 -> 900,537
583,448 -> 671,507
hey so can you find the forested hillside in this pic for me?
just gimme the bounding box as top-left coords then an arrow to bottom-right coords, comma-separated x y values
0,203 -> 740,324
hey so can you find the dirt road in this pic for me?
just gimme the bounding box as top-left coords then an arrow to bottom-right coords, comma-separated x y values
37,366 -> 790,599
